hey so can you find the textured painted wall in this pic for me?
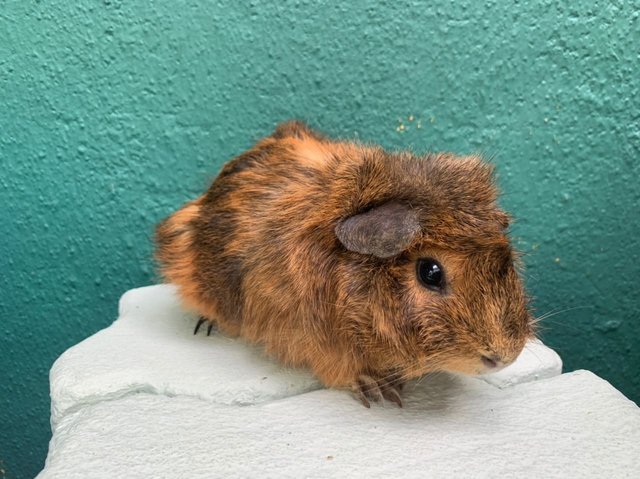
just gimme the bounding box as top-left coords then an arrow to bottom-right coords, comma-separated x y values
1,1 -> 638,477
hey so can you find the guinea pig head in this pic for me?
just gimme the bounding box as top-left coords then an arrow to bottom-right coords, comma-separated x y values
334,153 -> 533,379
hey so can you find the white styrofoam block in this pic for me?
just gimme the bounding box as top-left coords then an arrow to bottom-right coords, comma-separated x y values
49,284 -> 561,428
41,285 -> 638,477
49,284 -> 321,427
38,370 -> 640,479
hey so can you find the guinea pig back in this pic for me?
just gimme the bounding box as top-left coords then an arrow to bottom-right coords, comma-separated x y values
156,121 -> 533,407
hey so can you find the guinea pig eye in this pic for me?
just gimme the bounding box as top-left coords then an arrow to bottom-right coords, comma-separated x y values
417,258 -> 445,291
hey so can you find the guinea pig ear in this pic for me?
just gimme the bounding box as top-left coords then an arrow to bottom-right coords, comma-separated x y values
271,120 -> 325,141
335,202 -> 421,258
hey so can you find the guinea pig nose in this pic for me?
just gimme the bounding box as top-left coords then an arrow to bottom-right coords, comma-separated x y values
481,355 -> 500,369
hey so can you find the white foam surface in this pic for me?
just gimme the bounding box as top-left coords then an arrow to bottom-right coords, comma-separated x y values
49,285 -> 321,427
38,285 -> 640,478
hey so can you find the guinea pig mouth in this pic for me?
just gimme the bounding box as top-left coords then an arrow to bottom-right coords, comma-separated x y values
436,354 -> 514,377
474,354 -> 512,375
478,355 -> 514,376
481,355 -> 500,369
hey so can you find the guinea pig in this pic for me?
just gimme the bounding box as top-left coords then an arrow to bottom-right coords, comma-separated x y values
155,121 -> 533,407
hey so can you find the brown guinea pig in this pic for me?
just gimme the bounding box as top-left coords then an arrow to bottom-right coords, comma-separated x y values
155,120 -> 533,407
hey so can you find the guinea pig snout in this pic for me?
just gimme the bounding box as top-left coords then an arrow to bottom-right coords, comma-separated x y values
480,355 -> 501,369
478,350 -> 518,373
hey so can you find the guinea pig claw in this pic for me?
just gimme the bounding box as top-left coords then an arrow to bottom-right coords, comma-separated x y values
380,384 -> 403,408
354,387 -> 371,409
353,375 -> 403,408
193,317 -> 206,335
193,317 -> 217,336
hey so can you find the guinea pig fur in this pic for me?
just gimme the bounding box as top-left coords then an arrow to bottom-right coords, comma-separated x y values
155,121 -> 534,407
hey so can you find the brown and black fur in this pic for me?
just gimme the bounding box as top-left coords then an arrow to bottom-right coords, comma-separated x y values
156,121 -> 533,407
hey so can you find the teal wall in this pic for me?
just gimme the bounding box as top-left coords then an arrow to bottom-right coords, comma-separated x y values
1,1 -> 638,477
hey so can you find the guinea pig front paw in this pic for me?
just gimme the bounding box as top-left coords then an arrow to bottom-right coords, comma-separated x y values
193,316 -> 217,336
352,373 -> 404,409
